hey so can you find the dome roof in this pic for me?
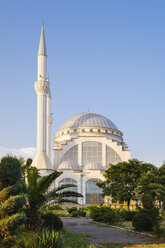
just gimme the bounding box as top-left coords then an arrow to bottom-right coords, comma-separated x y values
83,161 -> 105,171
59,112 -> 118,130
58,160 -> 81,171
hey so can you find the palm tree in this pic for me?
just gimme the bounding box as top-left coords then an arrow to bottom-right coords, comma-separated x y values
24,167 -> 82,228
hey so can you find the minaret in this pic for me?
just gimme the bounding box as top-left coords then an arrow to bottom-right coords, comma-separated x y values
46,86 -> 53,160
31,24 -> 52,170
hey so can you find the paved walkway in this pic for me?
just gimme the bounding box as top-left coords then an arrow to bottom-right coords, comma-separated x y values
62,218 -> 159,245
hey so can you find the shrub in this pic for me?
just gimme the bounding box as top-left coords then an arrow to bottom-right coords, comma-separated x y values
0,181 -> 23,202
89,206 -> 120,224
72,210 -> 79,217
104,208 -> 122,224
120,210 -> 138,221
89,206 -> 100,218
148,208 -> 162,230
0,156 -> 26,247
0,194 -> 26,217
78,209 -> 86,217
132,213 -> 153,231
90,207 -> 104,222
103,209 -> 116,224
67,207 -> 77,214
0,212 -> 26,236
41,204 -> 63,211
84,205 -> 98,211
67,207 -> 86,217
51,204 -> 63,210
0,157 -> 22,186
40,212 -> 63,231
3,236 -> 17,248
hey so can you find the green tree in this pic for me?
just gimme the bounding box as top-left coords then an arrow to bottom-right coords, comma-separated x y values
158,163 -> 165,210
0,156 -> 26,247
139,165 -> 165,211
26,158 -> 32,167
97,159 -> 155,210
19,157 -> 33,177
136,168 -> 162,230
24,167 -> 82,229
18,156 -> 25,168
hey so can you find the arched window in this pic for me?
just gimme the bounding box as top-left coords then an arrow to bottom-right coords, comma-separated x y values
58,178 -> 78,202
86,178 -> 103,204
106,145 -> 121,166
82,141 -> 102,166
60,145 -> 78,164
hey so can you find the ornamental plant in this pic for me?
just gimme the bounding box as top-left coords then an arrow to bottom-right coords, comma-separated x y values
24,167 -> 82,230
13,229 -> 63,248
0,156 -> 26,248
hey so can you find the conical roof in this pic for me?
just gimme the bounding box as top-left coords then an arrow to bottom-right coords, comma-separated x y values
83,161 -> 105,171
58,160 -> 81,171
38,25 -> 47,56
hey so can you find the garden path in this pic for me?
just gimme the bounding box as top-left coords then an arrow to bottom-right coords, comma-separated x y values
62,217 -> 159,246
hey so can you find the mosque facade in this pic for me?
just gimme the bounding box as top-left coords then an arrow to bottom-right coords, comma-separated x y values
32,26 -> 131,205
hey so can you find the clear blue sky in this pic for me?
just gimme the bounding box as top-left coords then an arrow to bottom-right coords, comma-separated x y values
0,0 -> 165,166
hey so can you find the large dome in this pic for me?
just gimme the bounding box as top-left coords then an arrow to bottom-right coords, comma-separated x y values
59,112 -> 118,130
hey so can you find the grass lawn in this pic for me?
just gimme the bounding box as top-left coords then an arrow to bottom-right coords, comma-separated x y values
52,209 -> 70,217
61,232 -> 165,248
101,219 -> 165,239
123,245 -> 165,248
62,230 -> 89,248
101,244 -> 165,248
115,221 -> 134,231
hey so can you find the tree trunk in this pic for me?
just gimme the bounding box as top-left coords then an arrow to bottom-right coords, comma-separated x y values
127,199 -> 130,210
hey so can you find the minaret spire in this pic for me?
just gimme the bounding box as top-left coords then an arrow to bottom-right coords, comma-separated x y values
37,23 -> 47,81
38,23 -> 47,57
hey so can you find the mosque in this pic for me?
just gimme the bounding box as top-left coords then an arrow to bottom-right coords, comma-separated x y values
31,25 -> 130,205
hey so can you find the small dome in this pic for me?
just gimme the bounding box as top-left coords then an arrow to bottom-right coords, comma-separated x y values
59,112 -> 118,130
58,160 -> 81,171
83,161 -> 105,171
